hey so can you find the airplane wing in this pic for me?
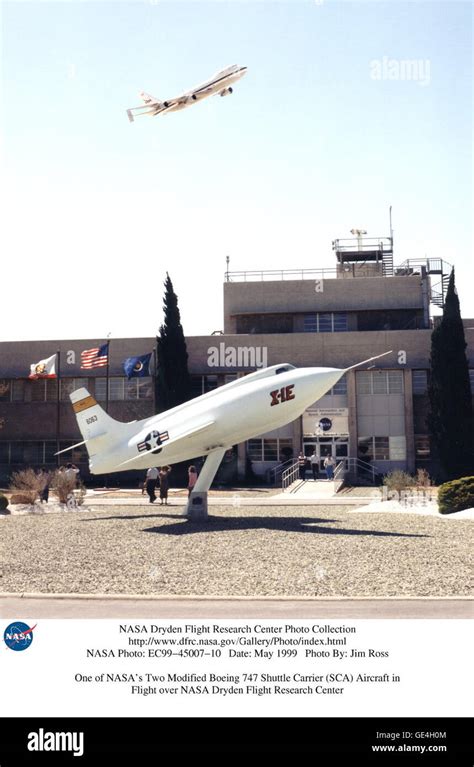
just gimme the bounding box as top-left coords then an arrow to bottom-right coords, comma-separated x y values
118,419 -> 216,467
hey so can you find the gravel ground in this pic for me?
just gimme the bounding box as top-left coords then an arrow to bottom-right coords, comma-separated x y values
1,505 -> 472,597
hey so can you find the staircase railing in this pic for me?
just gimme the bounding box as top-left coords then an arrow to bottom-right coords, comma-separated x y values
266,459 -> 293,487
333,460 -> 347,493
281,461 -> 300,490
333,457 -> 377,490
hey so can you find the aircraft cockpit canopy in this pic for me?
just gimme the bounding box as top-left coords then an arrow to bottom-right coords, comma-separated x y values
275,364 -> 296,374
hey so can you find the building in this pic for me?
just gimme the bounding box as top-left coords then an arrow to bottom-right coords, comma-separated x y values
1,233 -> 473,484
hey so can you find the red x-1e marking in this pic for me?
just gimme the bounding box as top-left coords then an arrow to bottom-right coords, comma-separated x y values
270,384 -> 295,406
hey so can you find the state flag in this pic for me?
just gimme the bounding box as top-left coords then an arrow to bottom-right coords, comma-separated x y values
123,353 -> 152,379
81,343 -> 109,369
29,354 -> 57,379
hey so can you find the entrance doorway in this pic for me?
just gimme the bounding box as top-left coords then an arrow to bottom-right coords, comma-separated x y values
303,437 -> 349,475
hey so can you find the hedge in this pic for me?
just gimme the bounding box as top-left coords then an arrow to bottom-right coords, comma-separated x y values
438,476 -> 474,514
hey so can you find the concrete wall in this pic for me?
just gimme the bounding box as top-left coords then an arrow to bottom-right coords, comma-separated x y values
187,330 -> 434,371
224,275 -> 425,332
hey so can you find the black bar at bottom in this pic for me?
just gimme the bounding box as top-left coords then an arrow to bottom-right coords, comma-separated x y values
0,718 -> 471,763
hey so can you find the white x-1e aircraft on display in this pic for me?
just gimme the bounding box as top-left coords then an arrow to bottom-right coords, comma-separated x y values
66,351 -> 392,518
126,65 -> 248,122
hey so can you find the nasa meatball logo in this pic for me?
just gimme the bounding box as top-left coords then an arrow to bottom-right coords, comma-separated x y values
318,417 -> 332,432
4,621 -> 37,651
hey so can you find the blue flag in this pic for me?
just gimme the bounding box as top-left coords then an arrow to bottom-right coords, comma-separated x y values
123,353 -> 152,379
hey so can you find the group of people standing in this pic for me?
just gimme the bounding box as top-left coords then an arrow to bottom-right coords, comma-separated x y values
144,465 -> 198,504
298,452 -> 336,481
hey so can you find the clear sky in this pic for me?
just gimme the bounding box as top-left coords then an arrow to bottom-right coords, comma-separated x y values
1,0 -> 472,341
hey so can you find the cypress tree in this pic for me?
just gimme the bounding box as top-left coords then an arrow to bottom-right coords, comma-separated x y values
155,273 -> 192,412
427,269 -> 474,480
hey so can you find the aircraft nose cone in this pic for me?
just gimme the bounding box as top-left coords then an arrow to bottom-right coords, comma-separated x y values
301,367 -> 346,402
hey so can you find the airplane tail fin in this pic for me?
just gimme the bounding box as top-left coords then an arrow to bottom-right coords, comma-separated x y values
70,388 -> 130,457
139,91 -> 162,105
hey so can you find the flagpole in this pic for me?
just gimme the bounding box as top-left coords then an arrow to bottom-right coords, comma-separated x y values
105,336 -> 111,413
56,349 -> 61,466
153,343 -> 157,414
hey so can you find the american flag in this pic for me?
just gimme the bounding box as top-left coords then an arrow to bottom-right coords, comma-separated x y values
81,343 -> 109,369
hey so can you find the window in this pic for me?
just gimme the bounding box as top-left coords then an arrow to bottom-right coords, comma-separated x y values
0,443 -> 9,462
335,442 -> 348,458
30,380 -> 46,402
61,379 -> 85,401
0,380 -> 11,402
109,378 -> 124,400
358,437 -> 373,461
12,380 -> 25,402
44,442 -> 58,464
412,370 -> 428,395
303,312 -> 348,333
469,370 -> 474,394
236,314 -> 293,334
374,437 -> 390,460
263,439 -> 278,461
191,376 -> 204,398
318,313 -> 332,333
278,439 -> 294,461
137,378 -> 153,399
333,313 -> 348,332
46,379 -> 58,402
96,377 -> 125,401
332,376 -> 347,395
389,436 -> 406,460
204,375 -> 218,393
415,436 -> 430,459
10,442 -> 44,464
247,439 -> 263,461
125,379 -> 138,400
387,371 -> 403,394
373,373 -> 387,395
247,438 -> 293,462
358,436 -> 405,461
356,371 -> 404,395
356,373 -> 372,395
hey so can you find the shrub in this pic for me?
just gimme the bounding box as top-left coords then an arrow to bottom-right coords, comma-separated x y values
416,468 -> 432,487
0,493 -> 8,511
382,470 -> 416,497
49,470 -> 85,505
438,476 -> 474,514
9,469 -> 46,505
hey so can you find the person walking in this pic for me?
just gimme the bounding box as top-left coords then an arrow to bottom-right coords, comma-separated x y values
187,465 -> 198,497
65,463 -> 79,486
298,452 -> 307,480
310,451 -> 319,480
38,468 -> 50,503
323,454 -> 336,480
145,466 -> 159,503
158,466 -> 172,505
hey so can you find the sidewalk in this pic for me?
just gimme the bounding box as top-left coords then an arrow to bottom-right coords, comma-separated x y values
279,478 -> 339,500
76,486 -> 374,507
2,594 -> 471,619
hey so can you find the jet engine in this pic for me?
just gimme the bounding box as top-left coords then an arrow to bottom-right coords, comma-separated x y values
219,87 -> 233,97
